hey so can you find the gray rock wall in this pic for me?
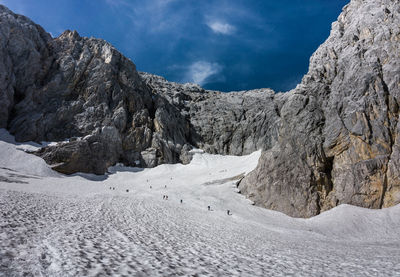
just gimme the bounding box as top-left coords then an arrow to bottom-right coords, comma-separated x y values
140,73 -> 284,156
0,6 -> 190,174
239,0 -> 400,217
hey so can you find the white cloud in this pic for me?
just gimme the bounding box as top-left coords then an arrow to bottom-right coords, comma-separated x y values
186,61 -> 222,86
207,21 -> 235,35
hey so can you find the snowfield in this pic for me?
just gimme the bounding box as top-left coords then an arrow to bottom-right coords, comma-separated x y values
0,129 -> 399,276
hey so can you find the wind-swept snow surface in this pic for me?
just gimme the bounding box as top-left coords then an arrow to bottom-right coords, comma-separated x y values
0,129 -> 399,276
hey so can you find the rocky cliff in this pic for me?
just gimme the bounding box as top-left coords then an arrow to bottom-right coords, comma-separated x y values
239,0 -> 400,217
0,0 -> 399,217
140,72 -> 285,156
0,5 -> 195,174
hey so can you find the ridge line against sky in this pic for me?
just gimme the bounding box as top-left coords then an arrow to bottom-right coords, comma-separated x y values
0,0 -> 348,92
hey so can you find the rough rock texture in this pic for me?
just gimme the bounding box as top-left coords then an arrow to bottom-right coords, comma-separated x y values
239,0 -> 400,217
140,73 -> 285,156
0,0 -> 399,217
0,5 -> 192,174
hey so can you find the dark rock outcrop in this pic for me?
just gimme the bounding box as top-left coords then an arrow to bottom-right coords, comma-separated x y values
0,0 -> 399,217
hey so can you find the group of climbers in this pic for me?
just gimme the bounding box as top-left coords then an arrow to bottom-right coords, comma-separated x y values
109,181 -> 232,215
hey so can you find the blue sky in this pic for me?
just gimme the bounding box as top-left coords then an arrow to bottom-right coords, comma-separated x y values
0,0 -> 348,92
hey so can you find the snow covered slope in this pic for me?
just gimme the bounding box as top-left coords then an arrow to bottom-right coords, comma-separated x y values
0,129 -> 399,276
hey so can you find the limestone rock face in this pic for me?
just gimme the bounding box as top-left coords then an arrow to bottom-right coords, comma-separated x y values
0,5 -> 189,174
140,73 -> 284,156
0,5 -> 52,129
239,0 -> 400,217
0,0 -> 399,217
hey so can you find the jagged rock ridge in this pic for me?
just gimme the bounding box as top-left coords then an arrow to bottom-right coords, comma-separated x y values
140,72 -> 285,156
0,0 -> 399,217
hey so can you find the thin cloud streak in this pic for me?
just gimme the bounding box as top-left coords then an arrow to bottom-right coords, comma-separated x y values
207,21 -> 235,35
185,61 -> 223,86
105,0 -> 182,33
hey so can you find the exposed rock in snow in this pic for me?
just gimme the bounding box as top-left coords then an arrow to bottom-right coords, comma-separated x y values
0,0 -> 399,217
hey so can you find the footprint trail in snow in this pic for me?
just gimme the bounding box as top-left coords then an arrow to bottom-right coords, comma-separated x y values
0,129 -> 400,276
